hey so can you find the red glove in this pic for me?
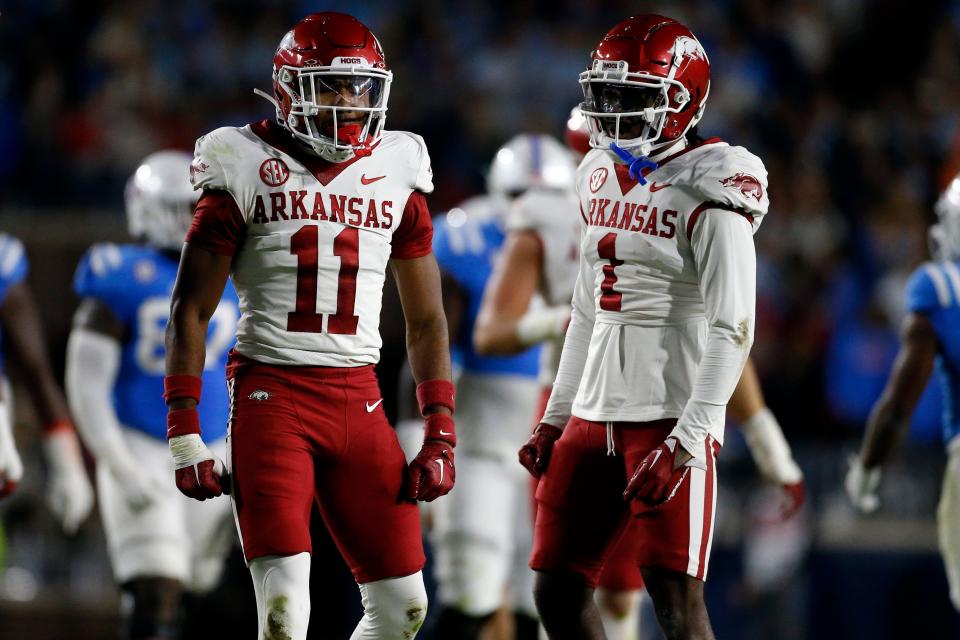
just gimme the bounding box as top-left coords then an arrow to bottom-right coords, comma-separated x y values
405,413 -> 456,502
778,480 -> 806,520
624,437 -> 691,507
518,423 -> 563,479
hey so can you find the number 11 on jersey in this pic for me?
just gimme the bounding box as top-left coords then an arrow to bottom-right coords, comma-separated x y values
287,225 -> 360,335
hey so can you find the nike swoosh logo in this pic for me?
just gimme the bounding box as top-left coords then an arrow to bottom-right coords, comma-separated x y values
650,449 -> 662,467
361,174 -> 386,185
439,429 -> 452,436
649,182 -> 671,192
365,399 -> 384,413
435,459 -> 444,484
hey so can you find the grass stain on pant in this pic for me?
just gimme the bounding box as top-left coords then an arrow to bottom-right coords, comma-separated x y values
264,595 -> 292,640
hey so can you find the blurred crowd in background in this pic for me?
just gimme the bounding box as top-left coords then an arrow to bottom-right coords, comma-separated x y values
2,1 -> 960,638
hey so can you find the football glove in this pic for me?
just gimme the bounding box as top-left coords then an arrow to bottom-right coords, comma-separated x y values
624,437 -> 697,507
845,455 -> 881,514
405,413 -> 456,502
41,425 -> 94,534
518,423 -> 563,479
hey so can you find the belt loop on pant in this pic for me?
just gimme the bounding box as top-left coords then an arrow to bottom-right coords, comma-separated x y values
606,421 -> 615,456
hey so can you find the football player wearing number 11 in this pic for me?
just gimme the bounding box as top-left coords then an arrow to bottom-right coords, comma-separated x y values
520,15 -> 769,640
164,12 -> 455,640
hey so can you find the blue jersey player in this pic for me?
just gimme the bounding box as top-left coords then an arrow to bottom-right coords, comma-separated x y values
0,233 -> 94,533
425,135 -> 577,640
847,173 -> 960,611
65,151 -> 239,640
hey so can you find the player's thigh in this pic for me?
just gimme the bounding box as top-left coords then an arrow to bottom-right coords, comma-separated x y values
531,417 -> 630,586
315,396 -> 424,584
938,443 -> 960,610
431,453 -> 520,615
228,362 -> 315,562
96,429 -> 189,583
455,373 -> 540,458
631,437 -> 720,581
179,437 -> 238,593
509,469 -> 537,617
598,518 -> 645,592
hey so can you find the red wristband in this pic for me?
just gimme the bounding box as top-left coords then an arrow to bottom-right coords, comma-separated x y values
166,407 -> 201,439
424,413 -> 456,447
164,374 -> 203,404
416,380 -> 455,416
42,419 -> 74,435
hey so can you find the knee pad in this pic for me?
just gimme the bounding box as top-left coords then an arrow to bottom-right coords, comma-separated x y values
121,577 -> 183,640
353,572 -> 428,640
250,553 -> 311,640
433,606 -> 495,640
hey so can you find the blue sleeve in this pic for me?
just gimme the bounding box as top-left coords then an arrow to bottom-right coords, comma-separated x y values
905,265 -> 943,314
73,244 -> 137,322
432,216 -> 454,271
0,235 -> 28,305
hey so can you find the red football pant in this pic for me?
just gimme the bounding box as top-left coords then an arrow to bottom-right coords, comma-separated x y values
530,416 -> 719,587
531,389 -> 644,591
227,353 -> 424,584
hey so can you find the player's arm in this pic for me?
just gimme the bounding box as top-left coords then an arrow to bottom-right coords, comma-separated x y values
518,240 -> 595,478
67,299 -> 166,511
164,190 -> 240,500
0,280 -> 93,532
730,359 -> 805,518
846,312 -> 937,512
392,253 -> 456,502
626,208 -> 756,506
474,230 -> 568,355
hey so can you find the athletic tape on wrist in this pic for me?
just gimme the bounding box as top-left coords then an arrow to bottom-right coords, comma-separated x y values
424,413 -> 456,447
166,408 -> 201,439
163,374 -> 203,403
416,379 -> 455,415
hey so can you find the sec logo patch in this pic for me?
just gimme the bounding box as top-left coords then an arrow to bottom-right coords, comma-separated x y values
589,167 -> 608,193
259,158 -> 290,187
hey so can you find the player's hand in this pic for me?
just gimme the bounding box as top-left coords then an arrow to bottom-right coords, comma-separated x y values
405,441 -> 455,502
778,480 -> 806,520
42,428 -> 95,534
109,457 -> 169,512
624,437 -> 695,507
0,434 -> 22,499
845,455 -> 881,513
518,423 -> 562,478
0,407 -> 22,499
168,433 -> 228,500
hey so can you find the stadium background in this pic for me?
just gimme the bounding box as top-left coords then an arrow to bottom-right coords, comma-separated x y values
1,0 -> 959,637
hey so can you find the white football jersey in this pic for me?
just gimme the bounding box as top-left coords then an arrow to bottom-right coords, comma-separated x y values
506,188 -> 580,385
190,121 -> 433,366
542,138 -> 768,460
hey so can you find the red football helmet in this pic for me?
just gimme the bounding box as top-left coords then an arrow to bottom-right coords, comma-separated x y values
267,12 -> 391,160
580,15 -> 710,155
564,106 -> 591,158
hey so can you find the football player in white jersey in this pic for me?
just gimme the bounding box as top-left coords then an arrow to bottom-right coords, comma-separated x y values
516,16 -> 768,640
477,110 -> 803,640
66,151 -> 239,639
162,13 -> 454,640
0,237 -> 94,535
425,134 -> 575,640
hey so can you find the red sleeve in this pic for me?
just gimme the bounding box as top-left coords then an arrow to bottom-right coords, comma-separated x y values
186,190 -> 246,256
391,191 -> 434,259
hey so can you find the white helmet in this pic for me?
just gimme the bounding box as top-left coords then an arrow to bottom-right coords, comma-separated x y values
931,174 -> 960,262
487,134 -> 576,198
125,150 -> 198,251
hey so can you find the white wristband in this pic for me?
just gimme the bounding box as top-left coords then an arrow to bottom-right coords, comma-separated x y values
740,407 -> 803,484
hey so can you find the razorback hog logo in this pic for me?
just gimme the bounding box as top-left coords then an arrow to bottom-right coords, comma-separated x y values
248,390 -> 271,401
671,36 -> 706,62
719,173 -> 764,201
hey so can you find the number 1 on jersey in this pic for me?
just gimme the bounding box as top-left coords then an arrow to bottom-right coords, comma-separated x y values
598,232 -> 623,312
287,225 -> 359,335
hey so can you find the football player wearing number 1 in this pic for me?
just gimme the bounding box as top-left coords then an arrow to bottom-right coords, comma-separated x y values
519,16 -> 768,640
67,151 -> 239,640
165,13 -> 454,640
